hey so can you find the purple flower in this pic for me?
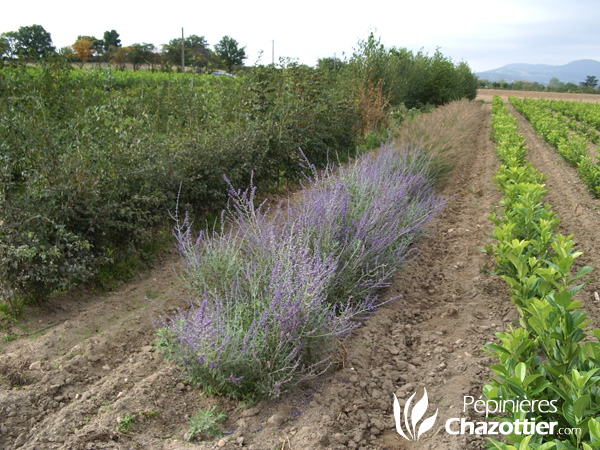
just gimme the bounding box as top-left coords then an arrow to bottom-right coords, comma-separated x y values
162,141 -> 445,399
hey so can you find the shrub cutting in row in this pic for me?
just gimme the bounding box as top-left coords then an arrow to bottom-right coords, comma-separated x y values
157,142 -> 446,400
484,96 -> 600,450
509,97 -> 600,198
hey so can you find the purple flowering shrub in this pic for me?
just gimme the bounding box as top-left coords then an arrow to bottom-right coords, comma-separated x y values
159,142 -> 445,399
296,144 -> 446,304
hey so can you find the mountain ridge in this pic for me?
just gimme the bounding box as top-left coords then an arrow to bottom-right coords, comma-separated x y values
475,59 -> 600,85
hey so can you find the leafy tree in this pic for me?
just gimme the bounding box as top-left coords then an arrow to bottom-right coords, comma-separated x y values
1,31 -> 23,60
9,25 -> 55,60
214,35 -> 246,72
187,35 -> 211,69
127,43 -> 157,70
72,37 -> 96,66
110,46 -> 128,70
423,49 -> 458,104
564,82 -> 579,92
0,35 -> 9,61
317,56 -> 347,71
58,46 -> 75,60
455,61 -> 478,100
103,30 -> 121,51
162,35 -> 211,72
581,75 -> 598,89
477,78 -> 490,88
548,77 -> 564,89
491,79 -> 510,89
1,32 -> 18,60
77,35 -> 103,56
347,32 -> 478,111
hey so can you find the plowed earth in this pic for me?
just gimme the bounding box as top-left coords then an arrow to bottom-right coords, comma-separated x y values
2,96 -> 600,450
477,89 -> 600,103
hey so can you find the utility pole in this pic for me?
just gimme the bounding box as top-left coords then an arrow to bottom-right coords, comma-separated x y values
181,27 -> 185,72
272,40 -> 274,65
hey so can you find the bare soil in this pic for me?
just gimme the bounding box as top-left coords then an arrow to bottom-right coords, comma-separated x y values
2,99 -> 600,450
477,88 -> 600,103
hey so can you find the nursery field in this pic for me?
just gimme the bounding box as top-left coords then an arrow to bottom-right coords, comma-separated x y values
2,97 -> 600,450
477,88 -> 600,103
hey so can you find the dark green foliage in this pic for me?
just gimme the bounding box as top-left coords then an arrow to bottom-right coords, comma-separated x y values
213,36 -> 246,72
242,62 -> 360,182
127,43 -> 157,71
580,75 -> 598,89
1,25 -> 55,61
485,97 -> 600,449
0,58 -> 360,312
102,30 -> 121,52
0,35 -> 478,313
162,35 -> 211,71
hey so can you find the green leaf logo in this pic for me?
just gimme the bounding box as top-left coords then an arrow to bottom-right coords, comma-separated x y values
394,388 -> 439,440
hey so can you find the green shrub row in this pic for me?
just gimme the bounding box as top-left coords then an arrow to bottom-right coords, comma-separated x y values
484,96 -> 600,450
0,39 -> 478,315
509,97 -> 600,198
348,33 -> 478,110
0,59 -> 360,313
546,100 -> 600,138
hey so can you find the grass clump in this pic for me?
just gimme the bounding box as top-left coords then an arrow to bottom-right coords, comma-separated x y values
116,413 -> 135,433
186,406 -> 227,442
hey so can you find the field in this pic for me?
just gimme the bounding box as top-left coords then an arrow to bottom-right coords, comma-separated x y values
477,88 -> 600,103
2,89 -> 600,450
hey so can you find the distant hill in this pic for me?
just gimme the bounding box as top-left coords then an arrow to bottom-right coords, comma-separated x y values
475,59 -> 600,85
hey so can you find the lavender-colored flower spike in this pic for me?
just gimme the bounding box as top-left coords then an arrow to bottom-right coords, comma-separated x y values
161,141 -> 445,399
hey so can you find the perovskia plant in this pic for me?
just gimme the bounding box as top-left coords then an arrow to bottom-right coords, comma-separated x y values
160,142 -> 445,399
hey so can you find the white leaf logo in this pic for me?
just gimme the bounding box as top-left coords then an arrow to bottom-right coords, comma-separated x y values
393,388 -> 438,441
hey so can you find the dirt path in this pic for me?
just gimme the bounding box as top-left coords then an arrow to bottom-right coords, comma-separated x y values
274,101 -> 508,450
6,99 -> 595,450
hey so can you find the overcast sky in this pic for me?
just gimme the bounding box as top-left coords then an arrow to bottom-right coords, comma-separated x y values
2,0 -> 598,73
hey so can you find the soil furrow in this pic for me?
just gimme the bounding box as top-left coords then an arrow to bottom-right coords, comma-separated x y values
0,100 -> 528,450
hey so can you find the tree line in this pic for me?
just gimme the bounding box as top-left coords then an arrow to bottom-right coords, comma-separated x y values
0,24 -> 247,72
478,75 -> 600,94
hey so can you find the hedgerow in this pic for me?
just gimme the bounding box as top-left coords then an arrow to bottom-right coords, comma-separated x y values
0,60 -> 359,313
0,37 -> 477,315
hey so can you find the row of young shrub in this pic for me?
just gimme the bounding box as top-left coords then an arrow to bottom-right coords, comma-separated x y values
484,96 -> 600,449
158,142 -> 446,399
509,97 -> 600,198
0,59 -> 360,314
546,99 -> 600,137
347,33 -> 478,111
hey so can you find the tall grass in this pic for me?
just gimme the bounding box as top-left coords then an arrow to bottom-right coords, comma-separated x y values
396,99 -> 482,183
